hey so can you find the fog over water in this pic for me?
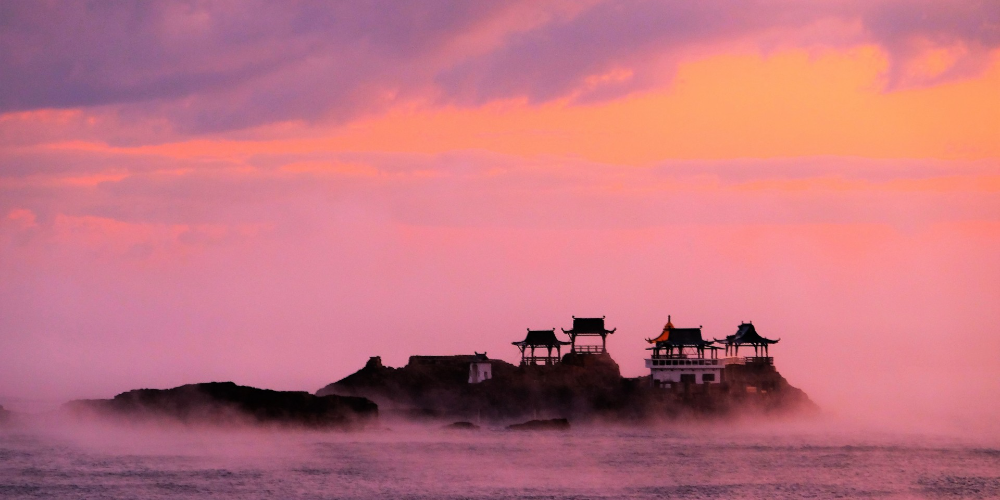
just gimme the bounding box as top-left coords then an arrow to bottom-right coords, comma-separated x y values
2,417 -> 999,499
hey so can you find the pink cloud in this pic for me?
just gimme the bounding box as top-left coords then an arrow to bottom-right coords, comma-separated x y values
6,208 -> 37,228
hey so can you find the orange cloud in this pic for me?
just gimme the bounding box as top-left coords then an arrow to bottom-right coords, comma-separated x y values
321,46 -> 999,163
730,175 -> 1000,193
18,45 -> 1000,169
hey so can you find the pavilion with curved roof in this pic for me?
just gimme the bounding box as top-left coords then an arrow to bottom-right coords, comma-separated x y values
716,321 -> 779,357
562,316 -> 616,354
512,329 -> 570,366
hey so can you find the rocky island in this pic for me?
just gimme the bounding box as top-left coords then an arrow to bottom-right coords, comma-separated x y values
59,316 -> 815,429
318,351 -> 813,424
64,382 -> 378,429
317,316 -> 816,424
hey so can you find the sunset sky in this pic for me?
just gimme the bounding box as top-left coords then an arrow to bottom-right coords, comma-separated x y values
1,1 -> 998,427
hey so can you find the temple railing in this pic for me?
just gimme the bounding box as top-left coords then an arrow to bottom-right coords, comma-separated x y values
521,356 -> 560,366
572,345 -> 605,354
651,354 -> 687,359
651,354 -> 718,360
723,356 -> 773,366
648,358 -> 720,366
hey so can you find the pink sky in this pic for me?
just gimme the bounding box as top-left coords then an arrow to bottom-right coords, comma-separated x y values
1,0 -> 999,427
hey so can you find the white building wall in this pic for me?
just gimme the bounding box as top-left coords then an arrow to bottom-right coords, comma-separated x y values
468,361 -> 492,383
646,358 -> 722,385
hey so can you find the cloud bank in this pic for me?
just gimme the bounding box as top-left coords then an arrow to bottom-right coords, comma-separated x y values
1,0 -> 998,133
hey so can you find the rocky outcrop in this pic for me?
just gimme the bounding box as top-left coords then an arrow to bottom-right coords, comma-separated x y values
318,353 -> 630,422
65,382 -> 377,429
318,353 -> 817,423
717,360 -> 816,414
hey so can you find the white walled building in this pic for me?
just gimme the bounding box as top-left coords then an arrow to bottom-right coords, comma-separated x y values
645,316 -> 722,387
646,356 -> 722,385
468,352 -> 492,383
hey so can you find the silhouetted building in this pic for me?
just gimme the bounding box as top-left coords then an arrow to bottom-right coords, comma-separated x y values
717,321 -> 779,362
512,329 -> 569,366
645,315 -> 722,387
562,316 -> 616,354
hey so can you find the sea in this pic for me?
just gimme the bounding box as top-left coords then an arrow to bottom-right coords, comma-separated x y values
1,418 -> 998,499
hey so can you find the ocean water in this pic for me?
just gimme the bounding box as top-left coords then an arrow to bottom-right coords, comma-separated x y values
1,420 -> 998,499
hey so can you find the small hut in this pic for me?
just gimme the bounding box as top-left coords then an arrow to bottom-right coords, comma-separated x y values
512,329 -> 569,366
468,352 -> 492,383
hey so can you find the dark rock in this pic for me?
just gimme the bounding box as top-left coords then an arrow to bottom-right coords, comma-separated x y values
317,352 -> 626,422
507,418 -> 570,431
317,352 -> 817,424
64,382 -> 378,429
443,421 -> 480,430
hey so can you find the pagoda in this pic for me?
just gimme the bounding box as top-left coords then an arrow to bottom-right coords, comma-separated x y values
717,321 -> 779,362
645,315 -> 723,387
512,329 -> 570,366
561,316 -> 616,354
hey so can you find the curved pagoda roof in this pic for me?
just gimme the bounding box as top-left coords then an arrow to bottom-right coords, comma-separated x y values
718,322 -> 779,345
513,329 -> 570,347
646,316 -> 716,348
561,316 -> 616,335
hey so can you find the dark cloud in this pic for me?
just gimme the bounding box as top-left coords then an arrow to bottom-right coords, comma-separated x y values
1,0 -> 997,133
861,0 -> 1000,87
0,0 -> 517,131
436,0 -> 823,105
